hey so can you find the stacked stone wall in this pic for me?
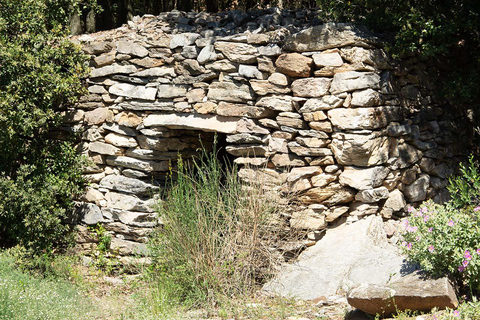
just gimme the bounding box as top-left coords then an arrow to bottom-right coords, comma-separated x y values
69,9 -> 462,255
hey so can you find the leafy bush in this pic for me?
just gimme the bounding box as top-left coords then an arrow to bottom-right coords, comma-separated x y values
0,0 -> 93,253
148,146 -> 283,310
400,201 -> 480,291
447,156 -> 480,209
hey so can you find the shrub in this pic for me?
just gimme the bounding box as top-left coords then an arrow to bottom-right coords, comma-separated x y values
400,201 -> 480,291
447,155 -> 480,209
0,0 -> 94,253
148,146 -> 283,310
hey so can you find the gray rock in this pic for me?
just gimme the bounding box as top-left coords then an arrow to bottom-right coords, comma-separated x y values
102,123 -> 136,137
339,166 -> 389,190
258,44 -> 282,56
109,83 -> 157,101
90,64 -> 138,78
106,156 -> 169,172
131,67 -> 176,77
89,141 -> 122,156
197,45 -> 217,64
331,133 -> 390,167
288,142 -> 333,157
383,189 -> 406,212
283,23 -> 379,52
105,192 -> 153,213
299,95 -> 343,113
143,113 -> 238,134
328,106 -> 401,130
99,175 -> 157,195
312,50 -> 343,67
226,133 -> 264,144
250,80 -> 291,95
225,145 -> 268,157
116,41 -> 149,57
157,85 -> 188,98
207,81 -> 255,102
214,42 -> 258,63
238,64 -> 264,79
256,96 -> 299,112
105,133 -> 137,148
291,78 -> 331,97
387,122 -> 412,136
404,174 -> 430,202
263,215 -> 414,300
351,89 -> 382,107
355,187 -> 389,203
330,71 -> 381,94
170,33 -> 200,49
347,273 -> 458,316
110,237 -> 148,255
78,203 -> 103,225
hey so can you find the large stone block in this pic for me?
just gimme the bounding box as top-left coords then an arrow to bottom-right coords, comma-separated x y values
99,175 -> 157,195
207,81 -> 255,102
214,42 -> 258,63
339,166 -> 389,190
275,53 -> 313,77
291,78 -> 331,97
331,133 -> 390,166
109,83 -> 157,101
143,113 -> 238,134
106,156 -> 169,172
328,106 -> 401,130
330,71 -> 381,94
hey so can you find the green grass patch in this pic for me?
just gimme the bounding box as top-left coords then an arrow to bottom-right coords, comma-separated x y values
0,251 -> 96,320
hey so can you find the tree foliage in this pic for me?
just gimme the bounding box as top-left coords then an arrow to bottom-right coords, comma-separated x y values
0,0 -> 91,253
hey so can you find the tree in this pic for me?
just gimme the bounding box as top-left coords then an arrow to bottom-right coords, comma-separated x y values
0,0 -> 92,253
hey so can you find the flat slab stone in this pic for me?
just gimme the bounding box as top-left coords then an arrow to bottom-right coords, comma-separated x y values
347,272 -> 458,316
143,113 -> 238,134
262,215 -> 417,300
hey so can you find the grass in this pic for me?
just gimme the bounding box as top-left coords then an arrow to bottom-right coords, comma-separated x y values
0,251 -> 96,320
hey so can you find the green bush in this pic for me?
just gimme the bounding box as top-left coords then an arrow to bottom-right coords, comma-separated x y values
447,156 -> 480,209
0,0 -> 94,253
148,146 -> 282,311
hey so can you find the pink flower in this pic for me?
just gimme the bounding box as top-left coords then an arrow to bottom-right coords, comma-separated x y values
428,227 -> 433,233
428,245 -> 435,252
406,225 -> 418,233
421,207 -> 428,213
474,206 -> 480,212
414,211 -> 423,217
476,248 -> 480,255
458,265 -> 466,272
406,242 -> 412,250
402,241 -> 407,247
448,220 -> 455,226
453,310 -> 461,317
423,215 -> 430,222
408,206 -> 414,213
415,236 -> 420,241
464,250 -> 472,260
463,260 -> 470,267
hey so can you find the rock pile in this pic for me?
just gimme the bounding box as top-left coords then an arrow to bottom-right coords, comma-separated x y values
68,9 -> 462,255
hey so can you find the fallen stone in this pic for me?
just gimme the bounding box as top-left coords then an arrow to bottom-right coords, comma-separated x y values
263,215 -> 418,300
347,272 -> 458,316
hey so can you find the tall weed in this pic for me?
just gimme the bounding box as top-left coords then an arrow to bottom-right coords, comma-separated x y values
148,145 -> 283,310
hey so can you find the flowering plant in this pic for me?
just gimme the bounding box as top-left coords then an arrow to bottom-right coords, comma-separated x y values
400,201 -> 480,290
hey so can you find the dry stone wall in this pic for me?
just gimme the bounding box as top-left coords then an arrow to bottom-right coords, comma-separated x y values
69,9 -> 461,255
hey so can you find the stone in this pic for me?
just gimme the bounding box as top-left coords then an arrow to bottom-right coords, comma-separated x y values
347,273 -> 458,316
263,215 -> 417,300
404,174 -> 430,202
271,154 -> 306,167
276,116 -> 305,129
257,56 -> 275,73
250,80 -> 291,95
182,45 -> 198,59
99,175 -> 157,195
197,45 -> 217,64
226,133 -> 264,144
157,85 -> 188,99
275,53 -> 313,77
384,189 -> 406,212
131,67 -> 176,77
89,141 -> 122,156
349,203 -> 378,216
291,78 -> 331,97
105,133 -> 138,148
105,192 -> 153,212
205,59 -> 237,72
234,157 -> 268,166
419,158 -> 435,174
236,118 -> 269,135
287,166 -> 322,183
116,41 -> 149,57
339,166 -> 389,191
226,145 -> 268,157
330,71 -> 381,94
217,102 -> 271,118
207,81 -> 255,102
310,156 -> 335,166
170,33 -> 200,49
302,111 -> 327,122
82,188 -> 105,203
88,85 -> 107,95
258,44 -> 282,56
78,203 -> 103,225
401,168 -> 417,184
62,109 -> 84,123
351,89 -> 382,107
268,73 -> 289,86
331,133 -> 390,166
299,95 -> 343,113
238,64 -> 264,79
299,183 -> 355,205
103,123 -> 136,136
283,23 -> 378,52
355,187 -> 389,203
90,64 -> 138,78
186,88 -> 206,103
288,142 -> 333,157
325,206 -> 349,222
311,173 -> 337,188
116,112 -> 142,128
387,122 -> 412,136
309,121 -> 333,132
136,136 -> 193,152
391,143 -> 423,169
296,137 -> 329,148
312,50 -> 343,67
130,57 -> 164,68
107,156 -> 169,172
194,102 -> 217,114
109,83 -> 157,101
290,209 -> 326,230
94,51 -> 116,67
214,42 -> 258,63
143,113 -> 238,134
328,106 -> 401,130
256,96 -> 298,112
238,168 -> 282,186
84,108 -> 114,125
110,238 -> 148,255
